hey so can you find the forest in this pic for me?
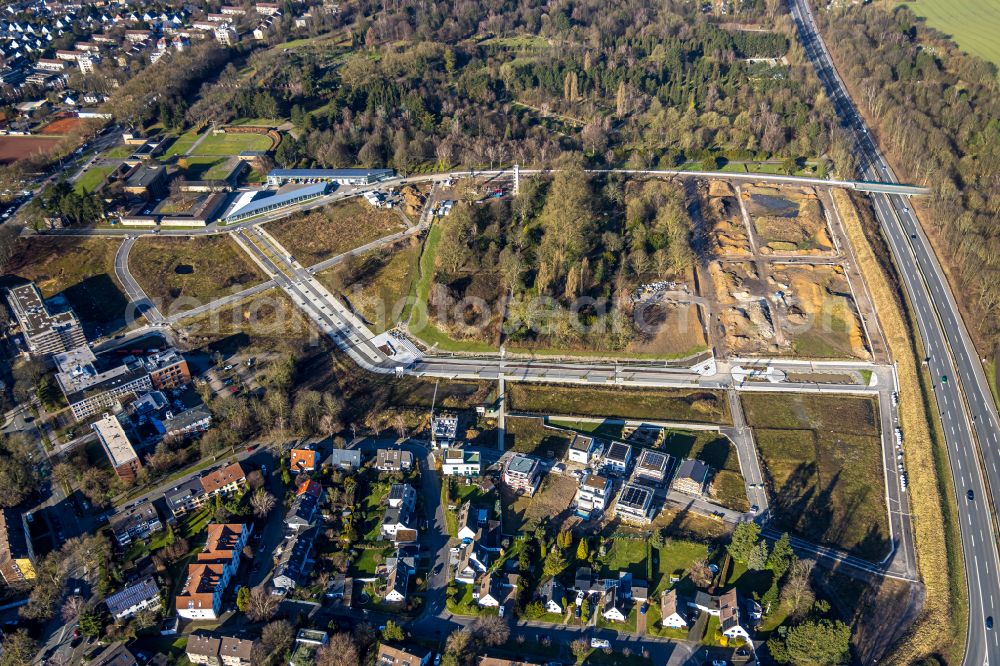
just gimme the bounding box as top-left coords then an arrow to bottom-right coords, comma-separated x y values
816,5 -> 1000,348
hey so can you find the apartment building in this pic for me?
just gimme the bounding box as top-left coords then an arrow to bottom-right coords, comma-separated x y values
633,448 -> 671,486
441,447 -> 481,476
0,507 -> 35,585
614,482 -> 655,524
93,413 -> 142,480
6,283 -> 86,357
503,454 -> 541,496
188,634 -> 256,666
165,462 -> 248,518
105,576 -> 160,620
176,523 -> 251,620
376,448 -> 414,473
108,499 -> 162,546
567,434 -> 603,465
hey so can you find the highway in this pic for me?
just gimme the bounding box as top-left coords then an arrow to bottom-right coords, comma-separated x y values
789,0 -> 1000,662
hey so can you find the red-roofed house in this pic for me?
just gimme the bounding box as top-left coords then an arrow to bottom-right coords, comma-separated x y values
290,448 -> 320,474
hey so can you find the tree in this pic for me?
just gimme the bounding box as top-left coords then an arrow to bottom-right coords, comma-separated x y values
571,638 -> 590,663
780,559 -> 816,618
576,538 -> 589,561
543,548 -> 568,578
767,533 -> 795,579
536,163 -> 594,289
746,541 -> 770,571
556,530 -> 572,550
316,633 -> 359,666
78,609 -> 106,638
0,629 -> 37,666
61,595 -> 85,622
689,558 -> 714,587
472,615 -> 509,646
250,488 -> 277,518
254,620 -> 295,666
768,619 -> 851,665
727,521 -> 762,564
245,586 -> 280,622
236,586 -> 251,613
444,628 -> 473,665
580,599 -> 590,622
382,620 -> 405,642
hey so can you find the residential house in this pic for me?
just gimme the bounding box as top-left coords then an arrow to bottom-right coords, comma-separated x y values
89,643 -> 140,666
165,477 -> 208,519
376,448 -> 414,473
176,523 -> 251,620
285,479 -> 321,531
442,447 -> 481,477
272,526 -> 318,592
503,454 -> 541,496
601,586 -> 627,622
633,448 -> 671,486
672,459 -> 710,496
326,449 -> 361,471
660,589 -> 688,629
719,588 -> 750,641
290,448 -> 319,474
456,502 -> 487,541
573,567 -> 595,593
186,634 -> 221,665
375,644 -> 431,666
575,473 -> 612,520
567,434 -> 604,465
109,499 -> 163,546
631,581 -> 649,603
431,413 -> 458,448
538,579 -> 565,614
453,540 -> 489,584
614,482 -> 655,524
381,488 -> 417,541
384,553 -> 412,603
0,507 -> 35,585
476,573 -> 502,608
105,577 -> 160,620
201,462 -> 248,500
603,442 -> 633,475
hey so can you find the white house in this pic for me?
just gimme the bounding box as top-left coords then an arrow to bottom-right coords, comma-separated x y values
539,579 -> 565,614
601,587 -> 627,622
660,589 -> 688,629
575,473 -> 612,520
477,574 -> 502,607
567,434 -> 604,465
719,589 -> 750,641
441,448 -> 481,477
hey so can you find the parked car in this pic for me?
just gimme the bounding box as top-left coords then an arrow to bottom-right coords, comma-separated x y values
590,638 -> 610,649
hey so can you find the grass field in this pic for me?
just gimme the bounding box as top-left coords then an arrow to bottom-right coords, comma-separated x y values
508,384 -> 731,424
129,235 -> 268,315
316,239 -> 421,334
504,417 -> 575,458
74,166 -> 114,194
742,392 -> 889,560
165,130 -> 201,158
190,132 -> 273,156
179,156 -> 236,181
901,0 -> 1000,68
177,290 -> 316,355
267,199 -> 403,266
102,144 -> 135,159
1,237 -> 128,328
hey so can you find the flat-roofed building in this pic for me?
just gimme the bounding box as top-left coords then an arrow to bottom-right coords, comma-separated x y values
503,454 -> 541,496
0,507 -> 35,585
633,448 -> 671,485
7,283 -> 86,357
567,434 -> 603,465
442,447 -> 480,477
109,499 -> 162,546
143,349 -> 192,390
93,412 -> 141,480
163,405 -> 212,438
614,482 -> 655,524
431,413 -> 458,448
603,442 -> 633,475
265,168 -> 394,187
223,183 -> 328,223
575,473 -> 612,520
672,459 -> 710,496
54,347 -> 153,421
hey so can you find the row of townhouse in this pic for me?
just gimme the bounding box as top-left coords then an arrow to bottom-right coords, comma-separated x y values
176,523 -> 252,620
272,476 -> 322,593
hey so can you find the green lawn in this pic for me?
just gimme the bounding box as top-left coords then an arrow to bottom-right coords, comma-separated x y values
180,156 -> 235,180
900,0 -> 1000,68
597,539 -> 648,580
74,166 -> 114,194
447,582 -> 497,616
102,145 -> 134,159
165,130 -> 201,158
653,539 -> 711,594
190,132 -> 274,156
349,548 -> 384,576
508,384 -> 731,424
229,117 -> 287,127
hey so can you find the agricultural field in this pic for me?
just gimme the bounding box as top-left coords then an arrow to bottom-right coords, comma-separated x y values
742,392 -> 890,560
40,115 -> 86,135
316,238 -> 421,334
508,384 -> 731,424
267,199 -> 406,267
189,131 -> 274,156
0,135 -> 61,164
901,0 -> 1000,68
742,184 -> 834,255
0,237 -> 128,329
129,235 -> 268,315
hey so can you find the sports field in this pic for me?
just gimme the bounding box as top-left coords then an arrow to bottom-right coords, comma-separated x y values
902,0 -> 1000,68
190,132 -> 274,156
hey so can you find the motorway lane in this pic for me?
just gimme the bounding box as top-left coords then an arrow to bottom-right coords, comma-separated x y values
789,0 -> 1000,662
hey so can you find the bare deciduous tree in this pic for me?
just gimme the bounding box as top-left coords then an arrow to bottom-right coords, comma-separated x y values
250,488 -> 277,518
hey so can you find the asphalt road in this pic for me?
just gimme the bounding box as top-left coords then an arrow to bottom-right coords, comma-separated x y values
789,0 -> 1000,662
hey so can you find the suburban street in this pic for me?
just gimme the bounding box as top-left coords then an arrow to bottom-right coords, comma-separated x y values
788,0 -> 1000,663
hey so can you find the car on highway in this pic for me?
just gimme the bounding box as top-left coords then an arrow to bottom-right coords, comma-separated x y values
968,489 -> 975,501
590,638 -> 610,649
941,375 -> 948,384
987,616 -> 993,631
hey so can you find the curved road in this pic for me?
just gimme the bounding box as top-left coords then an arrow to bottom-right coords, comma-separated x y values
789,0 -> 1000,663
